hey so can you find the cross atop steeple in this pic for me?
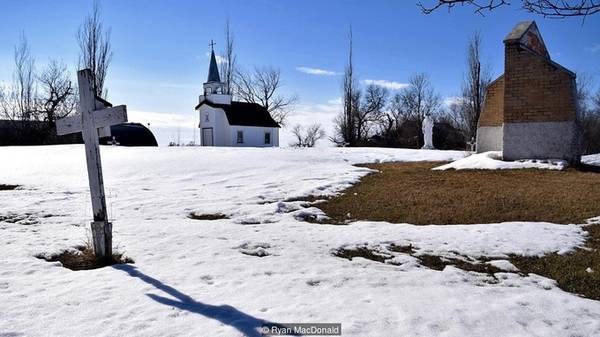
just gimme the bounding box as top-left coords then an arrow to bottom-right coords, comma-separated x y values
209,39 -> 216,52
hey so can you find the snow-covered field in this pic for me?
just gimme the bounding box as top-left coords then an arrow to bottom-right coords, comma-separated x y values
1,146 -> 600,337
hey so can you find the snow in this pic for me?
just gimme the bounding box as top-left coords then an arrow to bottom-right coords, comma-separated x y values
486,259 -> 520,272
1,145 -> 599,337
433,151 -> 567,171
583,153 -> 600,166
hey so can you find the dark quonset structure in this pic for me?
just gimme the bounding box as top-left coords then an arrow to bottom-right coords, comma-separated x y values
0,120 -> 157,147
99,123 -> 158,146
477,21 -> 580,162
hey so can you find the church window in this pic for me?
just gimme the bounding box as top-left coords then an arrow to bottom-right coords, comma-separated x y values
264,132 -> 271,144
237,130 -> 244,143
204,112 -> 209,122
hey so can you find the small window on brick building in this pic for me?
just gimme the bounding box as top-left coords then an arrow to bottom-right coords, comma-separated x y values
237,130 -> 244,144
264,132 -> 271,144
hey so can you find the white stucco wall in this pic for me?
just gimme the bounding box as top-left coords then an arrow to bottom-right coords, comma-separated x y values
198,105 -> 228,146
476,126 -> 503,153
503,121 -> 581,162
228,125 -> 279,147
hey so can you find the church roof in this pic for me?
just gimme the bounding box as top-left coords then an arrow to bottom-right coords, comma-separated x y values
195,100 -> 280,128
207,50 -> 221,83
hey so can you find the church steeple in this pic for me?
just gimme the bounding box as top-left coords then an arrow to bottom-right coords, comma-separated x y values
207,40 -> 221,83
201,39 -> 230,105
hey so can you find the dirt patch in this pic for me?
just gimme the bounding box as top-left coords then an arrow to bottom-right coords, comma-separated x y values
187,212 -> 229,220
334,246 -> 390,263
284,195 -> 331,203
0,213 -> 39,225
334,224 -> 600,300
0,184 -> 20,191
316,161 -> 600,225
36,244 -> 134,271
334,245 -> 501,275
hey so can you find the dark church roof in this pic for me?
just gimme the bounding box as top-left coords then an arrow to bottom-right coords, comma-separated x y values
195,100 -> 280,128
99,122 -> 158,146
207,50 -> 221,83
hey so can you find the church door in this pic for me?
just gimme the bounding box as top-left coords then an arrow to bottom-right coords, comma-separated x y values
202,128 -> 214,146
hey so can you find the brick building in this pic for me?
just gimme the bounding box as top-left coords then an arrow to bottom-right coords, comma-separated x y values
476,21 -> 581,162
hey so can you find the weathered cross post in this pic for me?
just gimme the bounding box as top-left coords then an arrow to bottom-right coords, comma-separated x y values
56,69 -> 127,260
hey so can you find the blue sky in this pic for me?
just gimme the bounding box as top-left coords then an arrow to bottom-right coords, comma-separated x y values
1,0 -> 599,145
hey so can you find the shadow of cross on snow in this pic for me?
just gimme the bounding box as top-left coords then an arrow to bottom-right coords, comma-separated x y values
113,265 -> 295,337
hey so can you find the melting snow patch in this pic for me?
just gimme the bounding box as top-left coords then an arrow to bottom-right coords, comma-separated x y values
582,153 -> 600,166
237,242 -> 272,257
433,151 -> 567,171
486,259 -> 519,272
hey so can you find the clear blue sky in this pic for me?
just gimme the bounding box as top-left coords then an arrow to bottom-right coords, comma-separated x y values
1,0 -> 599,144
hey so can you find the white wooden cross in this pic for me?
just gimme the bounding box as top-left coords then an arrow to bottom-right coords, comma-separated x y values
56,69 -> 127,260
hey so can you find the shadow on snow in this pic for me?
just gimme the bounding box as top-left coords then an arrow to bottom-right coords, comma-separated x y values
113,264 -> 294,337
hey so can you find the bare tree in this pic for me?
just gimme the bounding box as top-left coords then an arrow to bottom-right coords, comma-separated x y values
398,73 -> 441,125
333,27 -> 360,146
575,74 -> 600,154
575,73 -> 593,118
38,60 -> 77,124
454,32 -> 492,141
388,93 -> 404,124
359,84 -> 389,140
234,66 -> 297,126
220,18 -> 237,95
291,123 -> 327,147
419,0 -> 600,18
78,0 -> 112,98
14,33 -> 37,121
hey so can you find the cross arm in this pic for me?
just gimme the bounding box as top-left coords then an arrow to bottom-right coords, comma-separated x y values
56,105 -> 128,136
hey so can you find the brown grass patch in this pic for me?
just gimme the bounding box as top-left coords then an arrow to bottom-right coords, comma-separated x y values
510,224 -> 600,300
0,184 -> 19,191
36,244 -> 134,271
316,161 -> 600,225
333,247 -> 390,263
187,212 -> 229,220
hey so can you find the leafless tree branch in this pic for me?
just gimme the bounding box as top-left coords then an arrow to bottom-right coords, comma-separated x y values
77,0 -> 112,98
234,66 -> 297,126
419,0 -> 600,17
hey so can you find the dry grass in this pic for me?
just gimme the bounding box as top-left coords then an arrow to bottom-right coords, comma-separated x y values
324,161 -> 600,300
317,161 -> 600,225
333,228 -> 600,300
187,212 -> 229,220
36,244 -> 134,271
511,224 -> 600,300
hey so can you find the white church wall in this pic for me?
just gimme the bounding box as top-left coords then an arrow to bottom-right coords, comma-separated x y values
198,106 -> 229,146
206,94 -> 232,105
229,125 -> 279,147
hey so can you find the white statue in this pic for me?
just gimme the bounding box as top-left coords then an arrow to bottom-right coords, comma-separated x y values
422,114 -> 435,150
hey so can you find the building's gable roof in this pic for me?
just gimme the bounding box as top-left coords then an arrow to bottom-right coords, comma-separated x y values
504,21 -> 550,59
504,21 -> 535,42
196,100 -> 280,128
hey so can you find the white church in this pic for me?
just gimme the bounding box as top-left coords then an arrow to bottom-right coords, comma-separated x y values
195,46 -> 280,147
